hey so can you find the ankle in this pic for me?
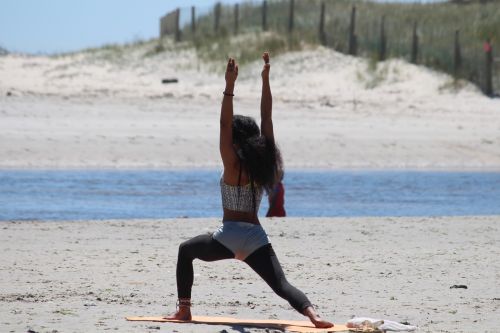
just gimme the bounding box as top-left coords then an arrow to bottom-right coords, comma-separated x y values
177,298 -> 191,308
303,306 -> 320,319
177,298 -> 192,310
303,306 -> 312,316
164,299 -> 192,320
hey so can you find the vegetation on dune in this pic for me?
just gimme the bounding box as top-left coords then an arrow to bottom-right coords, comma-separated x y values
191,31 -> 308,66
167,0 -> 499,94
180,1 -> 319,65
36,0 -> 498,94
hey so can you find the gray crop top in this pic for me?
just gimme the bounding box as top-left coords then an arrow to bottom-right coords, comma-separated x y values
220,173 -> 263,213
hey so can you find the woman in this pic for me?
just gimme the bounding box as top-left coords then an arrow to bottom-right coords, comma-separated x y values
166,52 -> 333,329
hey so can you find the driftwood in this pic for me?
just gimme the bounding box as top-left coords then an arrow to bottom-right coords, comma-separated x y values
161,78 -> 179,84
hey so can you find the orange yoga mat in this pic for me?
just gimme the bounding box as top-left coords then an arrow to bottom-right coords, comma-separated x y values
126,315 -> 351,332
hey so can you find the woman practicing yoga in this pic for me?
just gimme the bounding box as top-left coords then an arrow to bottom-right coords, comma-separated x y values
166,52 -> 333,328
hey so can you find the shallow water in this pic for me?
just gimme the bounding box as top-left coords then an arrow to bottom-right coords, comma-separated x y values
1,170 -> 499,221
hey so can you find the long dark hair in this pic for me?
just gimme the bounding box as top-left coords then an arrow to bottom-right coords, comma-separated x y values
232,115 -> 283,194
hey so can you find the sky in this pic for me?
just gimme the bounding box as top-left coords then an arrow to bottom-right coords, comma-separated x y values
0,0 -> 241,54
0,0 -> 442,55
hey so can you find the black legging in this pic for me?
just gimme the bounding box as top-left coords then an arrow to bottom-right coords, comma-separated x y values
176,233 -> 312,314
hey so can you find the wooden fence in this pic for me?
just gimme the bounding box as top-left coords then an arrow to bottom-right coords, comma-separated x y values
159,9 -> 180,42
159,1 -> 497,96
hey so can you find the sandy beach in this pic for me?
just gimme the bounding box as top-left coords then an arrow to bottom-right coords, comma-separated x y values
1,38 -> 500,333
1,41 -> 500,170
1,216 -> 499,333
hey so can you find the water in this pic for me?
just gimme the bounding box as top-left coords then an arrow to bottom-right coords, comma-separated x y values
1,170 -> 499,221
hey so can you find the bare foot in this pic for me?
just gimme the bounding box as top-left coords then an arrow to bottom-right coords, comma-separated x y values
310,316 -> 334,329
163,305 -> 192,321
303,306 -> 334,328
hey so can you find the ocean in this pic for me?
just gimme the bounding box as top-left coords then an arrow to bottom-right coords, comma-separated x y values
1,170 -> 499,221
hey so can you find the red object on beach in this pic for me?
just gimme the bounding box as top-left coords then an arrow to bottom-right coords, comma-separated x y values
266,182 -> 286,217
483,42 -> 492,53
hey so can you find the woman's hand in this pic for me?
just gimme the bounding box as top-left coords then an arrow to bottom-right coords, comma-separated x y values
225,58 -> 238,86
261,52 -> 270,80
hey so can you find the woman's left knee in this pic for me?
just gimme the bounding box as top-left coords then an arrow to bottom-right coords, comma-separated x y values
178,240 -> 193,259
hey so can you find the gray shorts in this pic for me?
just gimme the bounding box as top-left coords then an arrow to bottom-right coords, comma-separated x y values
212,221 -> 270,261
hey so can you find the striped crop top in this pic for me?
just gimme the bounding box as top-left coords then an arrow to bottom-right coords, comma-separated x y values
220,175 -> 263,213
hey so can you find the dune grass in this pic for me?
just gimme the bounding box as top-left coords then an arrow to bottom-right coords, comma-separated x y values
172,0 -> 499,95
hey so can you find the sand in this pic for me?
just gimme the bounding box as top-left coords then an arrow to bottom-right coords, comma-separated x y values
1,216 -> 499,333
1,38 -> 499,333
1,40 -> 500,169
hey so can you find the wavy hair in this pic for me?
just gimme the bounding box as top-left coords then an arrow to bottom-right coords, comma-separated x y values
232,115 -> 283,194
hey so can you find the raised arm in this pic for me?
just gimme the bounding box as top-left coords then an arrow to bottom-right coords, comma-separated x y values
260,52 -> 274,144
220,58 -> 239,170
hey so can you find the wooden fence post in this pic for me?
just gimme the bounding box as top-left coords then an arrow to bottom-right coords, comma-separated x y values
234,4 -> 239,35
319,2 -> 326,45
159,9 -> 180,40
411,21 -> 419,64
262,0 -> 268,32
159,15 -> 164,38
288,0 -> 294,33
348,6 -> 357,55
191,6 -> 196,34
454,29 -> 462,78
214,2 -> 221,34
484,39 -> 493,96
175,8 -> 181,42
379,15 -> 386,61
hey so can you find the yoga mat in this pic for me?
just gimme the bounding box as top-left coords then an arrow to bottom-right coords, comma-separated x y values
126,315 -> 351,332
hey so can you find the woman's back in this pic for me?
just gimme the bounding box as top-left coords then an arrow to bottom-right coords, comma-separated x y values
221,166 -> 263,224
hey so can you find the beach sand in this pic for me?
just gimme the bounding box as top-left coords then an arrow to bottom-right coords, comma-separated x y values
1,42 -> 500,170
1,39 -> 500,333
1,216 -> 499,333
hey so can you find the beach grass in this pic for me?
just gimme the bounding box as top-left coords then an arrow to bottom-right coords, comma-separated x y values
175,0 -> 499,94
42,0 -> 499,93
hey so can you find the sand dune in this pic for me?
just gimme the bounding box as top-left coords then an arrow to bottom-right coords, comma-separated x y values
1,39 -> 499,169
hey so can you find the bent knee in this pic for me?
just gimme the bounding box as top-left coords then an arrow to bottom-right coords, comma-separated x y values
271,281 -> 291,298
178,240 -> 193,258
